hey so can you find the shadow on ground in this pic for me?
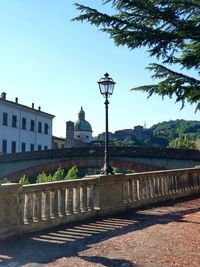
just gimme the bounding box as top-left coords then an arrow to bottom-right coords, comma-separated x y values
0,196 -> 199,267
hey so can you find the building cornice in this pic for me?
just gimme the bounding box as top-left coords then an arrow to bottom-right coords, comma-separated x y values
0,99 -> 55,118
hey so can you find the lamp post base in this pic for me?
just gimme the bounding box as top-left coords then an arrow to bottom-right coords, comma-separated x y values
100,164 -> 114,175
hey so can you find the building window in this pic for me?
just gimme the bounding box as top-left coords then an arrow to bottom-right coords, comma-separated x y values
12,115 -> 17,128
21,142 -> 26,152
38,145 -> 42,150
77,135 -> 80,138
22,117 -> 26,129
44,145 -> 48,150
38,121 -> 42,133
11,141 -> 16,153
2,139 -> 7,153
30,144 -> 34,151
3,112 -> 8,126
44,123 -> 49,134
30,120 -> 35,131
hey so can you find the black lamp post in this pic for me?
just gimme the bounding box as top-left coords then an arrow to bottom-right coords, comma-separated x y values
98,73 -> 116,174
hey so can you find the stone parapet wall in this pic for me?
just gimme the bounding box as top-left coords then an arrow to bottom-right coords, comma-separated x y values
1,146 -> 200,163
0,167 -> 200,240
2,147 -> 200,180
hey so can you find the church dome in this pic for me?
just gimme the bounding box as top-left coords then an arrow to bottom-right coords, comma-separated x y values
74,107 -> 92,132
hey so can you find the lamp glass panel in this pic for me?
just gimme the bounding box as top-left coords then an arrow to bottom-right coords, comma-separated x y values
98,81 -> 114,95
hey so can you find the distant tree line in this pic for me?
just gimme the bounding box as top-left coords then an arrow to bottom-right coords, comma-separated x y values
98,119 -> 200,149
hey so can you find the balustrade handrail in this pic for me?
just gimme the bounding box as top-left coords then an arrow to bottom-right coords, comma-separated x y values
22,176 -> 98,192
127,166 -> 200,176
0,167 -> 200,240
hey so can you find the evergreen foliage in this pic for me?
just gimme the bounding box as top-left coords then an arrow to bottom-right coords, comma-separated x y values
36,166 -> 80,183
36,172 -> 53,183
19,175 -> 30,185
66,165 -> 79,180
52,167 -> 65,181
36,168 -> 66,183
73,0 -> 200,107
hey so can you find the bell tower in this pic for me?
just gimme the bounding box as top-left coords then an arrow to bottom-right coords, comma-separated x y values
65,121 -> 75,147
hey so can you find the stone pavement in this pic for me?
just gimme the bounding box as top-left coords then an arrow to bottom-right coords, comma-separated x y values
0,196 -> 199,267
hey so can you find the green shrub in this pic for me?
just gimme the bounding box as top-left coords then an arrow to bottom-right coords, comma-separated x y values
36,172 -> 52,183
19,175 -> 30,185
169,135 -> 196,149
66,166 -> 79,180
52,167 -> 65,181
35,166 -> 80,183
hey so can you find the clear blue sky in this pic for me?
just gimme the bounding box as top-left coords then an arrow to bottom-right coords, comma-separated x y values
0,0 -> 199,137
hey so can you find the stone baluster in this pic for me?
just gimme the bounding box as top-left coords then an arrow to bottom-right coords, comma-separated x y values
190,173 -> 195,189
123,180 -> 129,203
173,174 -> 177,192
132,178 -> 137,201
42,190 -> 50,221
163,176 -> 167,195
128,179 -> 133,202
58,188 -> 66,217
145,177 -> 150,198
24,192 -> 33,224
87,183 -> 94,211
157,176 -> 162,196
66,187 -> 73,215
167,175 -> 172,194
33,191 -> 42,222
73,186 -> 81,214
176,174 -> 181,191
160,176 -> 165,195
145,177 -> 149,198
173,175 -> 177,192
149,176 -> 153,198
50,189 -> 59,219
136,178 -> 140,200
141,177 -> 145,199
194,172 -> 200,189
155,176 -> 160,197
80,184 -> 87,212
152,176 -> 156,197
182,174 -> 186,191
196,173 -> 200,188
192,173 -> 197,189
170,174 -> 174,193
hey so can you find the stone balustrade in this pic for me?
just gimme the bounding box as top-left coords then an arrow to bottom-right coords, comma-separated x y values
0,167 -> 200,240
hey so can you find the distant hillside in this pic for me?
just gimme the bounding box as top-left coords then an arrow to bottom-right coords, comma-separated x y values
151,119 -> 200,140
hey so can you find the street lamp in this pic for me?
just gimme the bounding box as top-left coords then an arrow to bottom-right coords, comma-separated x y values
98,73 -> 116,174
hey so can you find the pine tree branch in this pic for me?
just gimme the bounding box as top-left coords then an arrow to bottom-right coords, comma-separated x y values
132,64 -> 200,107
73,1 -> 200,106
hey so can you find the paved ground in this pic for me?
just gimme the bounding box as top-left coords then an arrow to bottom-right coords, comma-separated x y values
0,196 -> 199,267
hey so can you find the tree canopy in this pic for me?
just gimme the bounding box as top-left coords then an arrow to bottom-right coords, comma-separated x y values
169,135 -> 196,149
73,0 -> 200,107
151,119 -> 200,139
